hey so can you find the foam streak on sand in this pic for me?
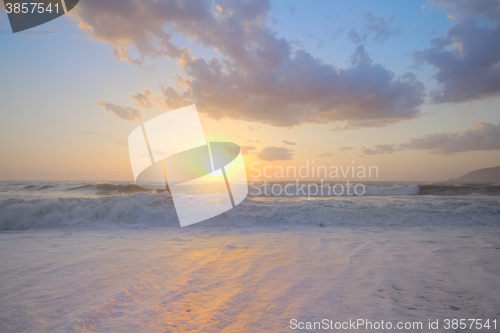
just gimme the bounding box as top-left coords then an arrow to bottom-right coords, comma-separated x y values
0,227 -> 500,332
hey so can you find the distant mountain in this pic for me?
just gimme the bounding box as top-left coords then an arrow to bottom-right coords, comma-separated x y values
450,166 -> 500,183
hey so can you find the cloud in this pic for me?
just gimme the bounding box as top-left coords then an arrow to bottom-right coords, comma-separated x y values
361,144 -> 396,155
99,100 -> 141,121
348,12 -> 400,45
160,86 -> 192,110
361,122 -> 500,155
431,0 -> 500,23
318,153 -> 334,157
347,30 -> 363,44
287,5 -> 296,16
220,144 -> 240,155
248,124 -> 262,130
401,122 -> 500,154
414,0 -> 500,103
131,90 -> 154,108
363,13 -> 400,43
257,146 -> 293,161
70,0 -> 201,63
338,146 -> 354,151
73,0 -> 425,128
241,145 -> 257,155
83,131 -> 95,134
282,140 -> 297,145
330,124 -> 360,132
171,44 -> 424,127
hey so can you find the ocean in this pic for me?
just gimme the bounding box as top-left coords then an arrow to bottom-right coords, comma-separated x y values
1,181 -> 499,230
1,181 -> 500,332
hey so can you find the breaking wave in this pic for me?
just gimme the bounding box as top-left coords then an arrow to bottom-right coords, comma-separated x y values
1,192 -> 499,231
2,181 -> 499,198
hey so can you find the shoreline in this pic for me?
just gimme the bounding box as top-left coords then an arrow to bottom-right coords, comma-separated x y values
1,226 -> 499,332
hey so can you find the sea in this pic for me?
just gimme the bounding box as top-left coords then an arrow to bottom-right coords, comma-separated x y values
1,181 -> 500,332
1,181 -> 499,230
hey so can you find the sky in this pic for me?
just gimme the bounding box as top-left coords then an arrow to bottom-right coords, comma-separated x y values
0,0 -> 499,181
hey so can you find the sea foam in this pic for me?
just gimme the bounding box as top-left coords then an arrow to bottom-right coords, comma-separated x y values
1,191 -> 499,230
